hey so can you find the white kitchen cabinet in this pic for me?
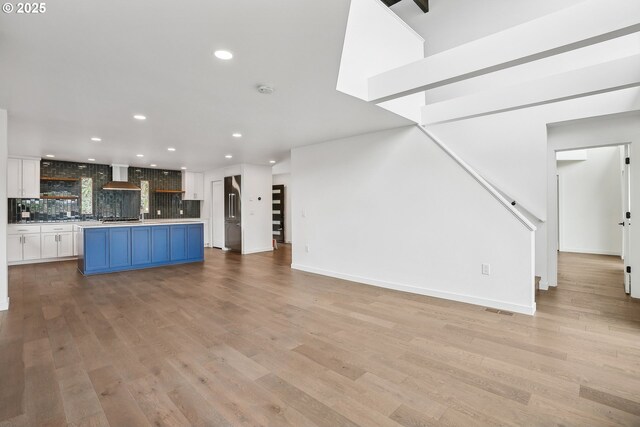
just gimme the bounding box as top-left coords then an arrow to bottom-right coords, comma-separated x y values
7,225 -> 42,263
41,225 -> 74,259
7,158 -> 21,198
7,157 -> 41,198
182,171 -> 204,201
41,233 -> 59,259
73,231 -> 79,256
58,232 -> 74,257
23,234 -> 42,261
7,234 -> 23,263
21,159 -> 41,198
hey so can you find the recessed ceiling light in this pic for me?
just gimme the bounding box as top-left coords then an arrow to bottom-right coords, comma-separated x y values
232,133 -> 242,138
167,147 -> 176,152
136,154 -> 144,158
225,154 -> 233,159
45,154 -> 55,158
150,164 -> 157,167
214,50 -> 233,60
181,166 -> 187,170
269,160 -> 276,164
88,158 -> 96,162
133,114 -> 147,120
90,137 -> 102,142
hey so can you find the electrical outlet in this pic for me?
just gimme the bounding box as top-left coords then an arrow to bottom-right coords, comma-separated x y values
67,211 -> 72,218
305,244 -> 310,253
482,263 -> 491,275
157,210 -> 161,215
302,209 -> 306,218
179,210 -> 183,215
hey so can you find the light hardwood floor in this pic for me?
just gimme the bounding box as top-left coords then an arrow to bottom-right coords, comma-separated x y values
1,247 -> 639,426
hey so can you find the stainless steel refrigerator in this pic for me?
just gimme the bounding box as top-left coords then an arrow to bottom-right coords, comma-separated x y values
224,175 -> 242,252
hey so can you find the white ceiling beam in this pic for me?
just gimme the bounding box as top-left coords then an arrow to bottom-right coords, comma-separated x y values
368,0 -> 640,103
420,55 -> 640,125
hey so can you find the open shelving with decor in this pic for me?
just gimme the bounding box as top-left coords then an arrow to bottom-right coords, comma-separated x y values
40,195 -> 79,200
154,190 -> 185,194
40,177 -> 80,182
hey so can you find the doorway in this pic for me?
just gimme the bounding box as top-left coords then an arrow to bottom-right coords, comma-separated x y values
211,180 -> 224,249
556,145 -> 631,294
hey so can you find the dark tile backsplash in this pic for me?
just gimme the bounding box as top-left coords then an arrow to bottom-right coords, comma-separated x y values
9,160 -> 201,223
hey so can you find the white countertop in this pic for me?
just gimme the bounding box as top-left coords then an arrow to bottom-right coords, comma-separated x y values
74,219 -> 206,228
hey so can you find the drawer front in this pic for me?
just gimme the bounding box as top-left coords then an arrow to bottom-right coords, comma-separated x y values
8,224 -> 41,235
41,224 -> 74,233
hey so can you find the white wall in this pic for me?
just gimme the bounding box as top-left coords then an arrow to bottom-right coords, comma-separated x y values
273,173 -> 292,243
0,110 -> 7,310
392,0 -> 587,56
292,126 -> 535,314
429,87 -> 640,288
337,0 -> 425,122
557,146 -> 623,256
242,164 -> 273,254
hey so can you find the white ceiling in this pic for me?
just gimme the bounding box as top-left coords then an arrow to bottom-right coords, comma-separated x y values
0,0 -> 410,172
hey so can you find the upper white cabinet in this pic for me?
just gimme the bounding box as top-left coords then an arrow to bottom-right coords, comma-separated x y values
182,171 -> 204,201
7,157 -> 40,198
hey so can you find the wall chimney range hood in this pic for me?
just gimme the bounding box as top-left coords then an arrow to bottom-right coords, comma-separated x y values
103,165 -> 141,191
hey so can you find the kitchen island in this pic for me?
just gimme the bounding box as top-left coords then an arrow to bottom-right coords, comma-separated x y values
76,219 -> 205,275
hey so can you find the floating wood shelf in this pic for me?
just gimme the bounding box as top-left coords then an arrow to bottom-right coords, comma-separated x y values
41,177 -> 79,182
154,190 -> 185,194
40,195 -> 79,199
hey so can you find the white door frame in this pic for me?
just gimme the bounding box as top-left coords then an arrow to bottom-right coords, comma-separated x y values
211,180 -> 225,249
548,142 -> 632,294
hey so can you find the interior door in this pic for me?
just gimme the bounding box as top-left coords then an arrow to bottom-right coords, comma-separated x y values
212,180 -> 224,248
272,184 -> 285,243
623,144 -> 631,294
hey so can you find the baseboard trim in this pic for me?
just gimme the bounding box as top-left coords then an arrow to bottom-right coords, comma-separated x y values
0,298 -> 9,311
9,256 -> 78,266
560,248 -> 622,256
242,247 -> 274,255
538,280 -> 549,290
291,263 -> 536,315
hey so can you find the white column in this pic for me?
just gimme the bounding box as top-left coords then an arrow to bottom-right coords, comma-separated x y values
0,109 -> 8,311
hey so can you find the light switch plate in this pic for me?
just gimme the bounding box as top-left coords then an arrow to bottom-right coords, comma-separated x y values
482,263 -> 491,275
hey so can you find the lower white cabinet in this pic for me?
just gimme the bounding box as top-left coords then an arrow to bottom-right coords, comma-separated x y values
42,229 -> 74,259
7,235 -> 23,263
7,225 -> 42,263
58,232 -> 74,257
41,233 -> 59,259
23,234 -> 42,261
73,231 -> 79,256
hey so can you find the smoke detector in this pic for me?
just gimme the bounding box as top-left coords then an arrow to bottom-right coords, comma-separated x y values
257,85 -> 274,95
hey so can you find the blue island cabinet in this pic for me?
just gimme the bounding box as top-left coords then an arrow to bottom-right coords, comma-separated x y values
78,223 -> 204,275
